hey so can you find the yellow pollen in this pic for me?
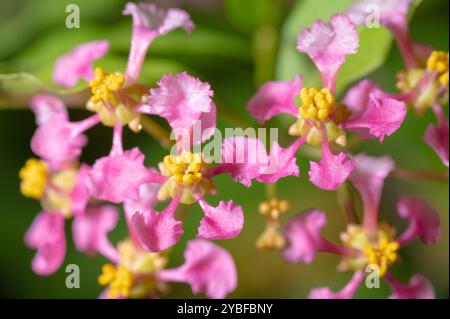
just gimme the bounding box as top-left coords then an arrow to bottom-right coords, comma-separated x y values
163,151 -> 205,186
427,51 -> 449,86
299,87 -> 336,121
89,67 -> 125,104
363,238 -> 399,277
98,264 -> 133,298
19,158 -> 48,200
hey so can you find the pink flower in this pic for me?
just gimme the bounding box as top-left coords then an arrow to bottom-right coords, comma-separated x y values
297,14 -> 359,92
247,76 -> 302,124
140,72 -> 216,144
53,40 -> 109,88
157,240 -> 237,299
24,212 -> 66,276
123,2 -> 194,83
309,271 -> 364,299
72,205 -> 119,262
246,15 -> 406,191
386,273 -> 435,299
30,95 -> 100,169
282,155 -> 439,298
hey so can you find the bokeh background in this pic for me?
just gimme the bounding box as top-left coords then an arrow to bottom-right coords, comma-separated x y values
0,0 -> 448,298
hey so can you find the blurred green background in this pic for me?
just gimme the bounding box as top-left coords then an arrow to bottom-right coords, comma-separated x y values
0,0 -> 448,298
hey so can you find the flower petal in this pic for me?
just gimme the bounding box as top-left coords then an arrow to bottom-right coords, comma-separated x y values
53,40 -> 109,88
88,147 -> 161,203
24,212 -> 66,276
123,3 -> 194,83
309,143 -> 355,190
297,14 -> 358,91
131,197 -> 183,252
72,205 -> 119,261
396,197 -> 440,245
282,209 -> 327,264
424,121 -> 449,167
343,94 -> 407,142
386,273 -> 435,299
70,164 -> 91,217
197,199 -> 244,240
30,94 -> 68,126
142,72 -> 214,134
309,271 -> 364,299
156,239 -> 237,299
247,76 -> 302,124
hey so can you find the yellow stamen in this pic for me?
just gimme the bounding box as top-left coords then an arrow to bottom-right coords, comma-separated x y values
427,51 -> 449,86
363,238 -> 399,277
299,87 -> 336,121
19,158 -> 48,199
98,263 -> 133,298
163,151 -> 205,186
89,67 -> 125,104
259,198 -> 290,220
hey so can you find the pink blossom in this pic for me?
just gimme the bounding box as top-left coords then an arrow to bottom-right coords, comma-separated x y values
30,94 -> 68,126
386,273 -> 435,299
53,40 -> 109,88
424,106 -> 449,167
156,240 -> 237,299
309,271 -> 364,299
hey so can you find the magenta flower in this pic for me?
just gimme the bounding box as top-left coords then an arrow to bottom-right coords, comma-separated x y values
348,0 -> 449,166
281,154 -> 440,299
97,239 -> 237,299
19,157 -> 117,274
247,14 -> 406,190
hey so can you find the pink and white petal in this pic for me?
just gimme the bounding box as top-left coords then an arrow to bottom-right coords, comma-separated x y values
123,3 -> 194,83
349,154 -> 394,232
142,73 -> 213,132
197,198 -> 244,240
309,271 -> 364,299
30,94 -> 68,126
424,121 -> 449,167
309,143 -> 355,191
193,103 -> 217,145
247,76 -> 302,124
156,239 -> 237,299
53,40 -> 109,88
72,205 -> 119,261
131,197 -> 183,252
343,80 -> 383,118
343,95 -> 407,142
24,212 -> 66,276
88,148 -> 162,203
386,273 -> 435,299
396,197 -> 440,245
282,210 -> 328,264
70,164 -> 91,217
297,14 -> 358,91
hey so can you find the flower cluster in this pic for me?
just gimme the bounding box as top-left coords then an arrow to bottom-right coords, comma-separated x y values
12,0 -> 448,299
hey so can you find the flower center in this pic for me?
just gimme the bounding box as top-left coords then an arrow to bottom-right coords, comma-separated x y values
338,224 -> 399,276
163,152 -> 205,186
42,168 -> 78,218
98,264 -> 133,298
257,198 -> 290,251
19,158 -> 48,200
427,51 -> 449,86
259,198 -> 290,220
88,68 -> 141,131
363,237 -> 399,277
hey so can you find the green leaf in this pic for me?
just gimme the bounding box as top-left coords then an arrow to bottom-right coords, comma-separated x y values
276,0 -> 393,95
0,73 -> 88,109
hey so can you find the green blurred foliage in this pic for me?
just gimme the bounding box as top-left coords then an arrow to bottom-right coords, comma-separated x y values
0,0 -> 448,299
